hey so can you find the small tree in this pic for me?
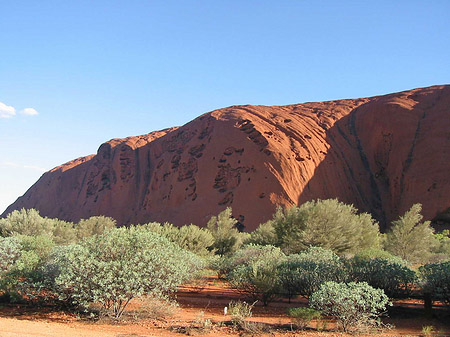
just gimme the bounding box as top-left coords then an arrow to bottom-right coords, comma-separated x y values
207,208 -> 243,256
385,204 -> 438,264
55,227 -> 202,319
310,281 -> 390,332
245,220 -> 277,246
272,199 -> 381,254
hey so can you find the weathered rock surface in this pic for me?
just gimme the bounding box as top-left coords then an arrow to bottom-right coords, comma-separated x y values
3,85 -> 450,231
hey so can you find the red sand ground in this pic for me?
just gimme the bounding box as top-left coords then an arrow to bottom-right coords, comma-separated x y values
0,277 -> 449,337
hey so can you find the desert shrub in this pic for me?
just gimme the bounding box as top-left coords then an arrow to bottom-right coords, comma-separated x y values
245,220 -> 277,246
209,255 -> 232,278
228,300 -> 267,333
140,222 -> 215,257
0,208 -> 53,237
272,199 -> 381,254
132,295 -> 179,320
310,281 -> 391,332
346,256 -> 417,298
0,237 -> 22,273
420,261 -> 450,305
431,230 -> 450,262
287,307 -> 321,329
207,208 -> 244,256
227,245 -> 286,305
0,208 -> 76,244
385,204 -> 439,264
177,225 -> 214,256
278,247 -> 347,300
354,247 -> 403,261
0,234 -> 58,303
76,216 -> 116,240
55,226 -> 203,319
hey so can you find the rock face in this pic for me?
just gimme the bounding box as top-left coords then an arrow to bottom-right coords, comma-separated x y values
3,85 -> 450,231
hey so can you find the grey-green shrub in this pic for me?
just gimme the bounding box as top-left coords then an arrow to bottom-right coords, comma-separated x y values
420,261 -> 450,305
142,222 -> 214,257
0,234 -> 57,303
310,281 -> 390,332
346,256 -> 417,298
272,199 -> 380,254
278,247 -> 347,300
76,216 -> 116,240
227,244 -> 286,305
245,221 -> 277,246
0,208 -> 76,245
0,237 -> 22,273
55,226 -> 202,319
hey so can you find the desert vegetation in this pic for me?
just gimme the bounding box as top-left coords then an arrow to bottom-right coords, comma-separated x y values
0,200 -> 449,335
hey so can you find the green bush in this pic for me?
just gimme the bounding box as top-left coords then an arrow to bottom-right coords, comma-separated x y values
420,261 -> 450,305
227,245 -> 286,305
310,281 -> 391,332
142,222 -> 214,257
385,204 -> 438,264
207,208 -> 244,256
0,208 -> 76,245
271,199 -> 381,254
278,247 -> 347,300
245,221 -> 277,246
0,235 -> 57,303
0,237 -> 22,273
76,216 -> 116,240
55,226 -> 203,319
287,307 -> 321,329
346,256 -> 417,298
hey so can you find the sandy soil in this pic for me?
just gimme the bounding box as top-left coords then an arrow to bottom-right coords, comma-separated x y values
0,277 -> 449,337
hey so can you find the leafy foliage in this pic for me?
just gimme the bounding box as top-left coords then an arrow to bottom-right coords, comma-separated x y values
310,281 -> 391,332
0,234 -> 57,303
55,227 -> 202,318
75,216 -> 116,240
227,245 -> 286,305
385,204 -> 438,264
278,247 -> 347,300
207,208 -> 244,256
0,208 -> 76,244
420,261 -> 450,305
0,237 -> 22,273
141,222 -> 214,257
346,256 -> 417,298
272,199 -> 380,254
431,230 -> 450,262
245,220 -> 277,246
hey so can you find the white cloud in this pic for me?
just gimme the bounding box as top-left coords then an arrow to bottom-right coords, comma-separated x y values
20,108 -> 39,116
0,161 -> 47,173
0,101 -> 16,118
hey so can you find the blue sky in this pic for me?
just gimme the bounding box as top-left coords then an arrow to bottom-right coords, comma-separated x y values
1,1 -> 449,213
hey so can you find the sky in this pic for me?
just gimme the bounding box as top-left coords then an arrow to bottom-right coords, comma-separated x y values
1,1 -> 449,214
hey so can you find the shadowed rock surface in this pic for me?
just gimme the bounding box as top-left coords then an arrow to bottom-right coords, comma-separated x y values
3,85 -> 450,231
